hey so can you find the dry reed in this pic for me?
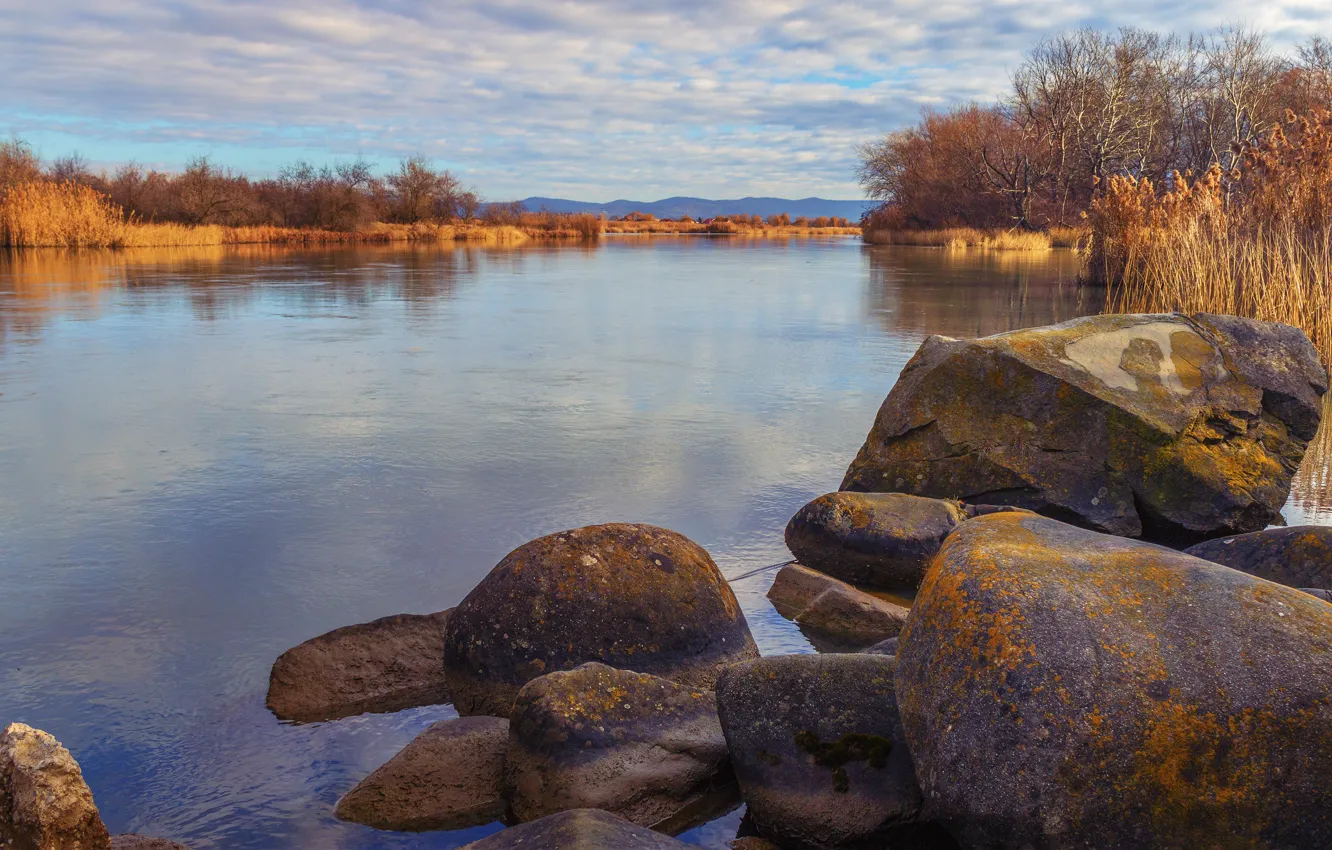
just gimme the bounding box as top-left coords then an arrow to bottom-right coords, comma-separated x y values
863,227 -> 1055,251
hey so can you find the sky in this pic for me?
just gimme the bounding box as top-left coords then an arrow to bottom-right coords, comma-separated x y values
3,1 -> 1331,201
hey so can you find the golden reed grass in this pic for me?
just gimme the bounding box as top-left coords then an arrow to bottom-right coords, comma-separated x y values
1090,109 -> 1332,368
0,183 -> 606,248
862,226 -> 1060,251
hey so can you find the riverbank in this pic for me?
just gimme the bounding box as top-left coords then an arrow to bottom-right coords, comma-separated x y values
860,226 -> 1086,251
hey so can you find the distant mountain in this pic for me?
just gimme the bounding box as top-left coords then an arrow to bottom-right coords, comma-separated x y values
517,196 -> 875,221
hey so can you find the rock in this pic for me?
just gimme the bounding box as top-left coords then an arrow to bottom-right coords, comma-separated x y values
1304,588 -> 1332,603
0,723 -> 109,850
729,839 -> 782,850
715,654 -> 926,849
108,840 -> 182,850
785,492 -> 966,588
1186,526 -> 1332,590
897,511 -> 1332,848
794,586 -> 908,649
334,716 -> 507,831
862,636 -> 898,656
267,609 -> 452,722
444,523 -> 758,716
462,808 -> 692,849
505,663 -> 731,828
841,313 -> 1327,543
767,564 -> 909,649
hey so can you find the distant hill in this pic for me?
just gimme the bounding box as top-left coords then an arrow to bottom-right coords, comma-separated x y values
517,196 -> 875,221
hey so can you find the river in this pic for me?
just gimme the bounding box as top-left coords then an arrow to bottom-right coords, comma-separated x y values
0,237 -> 1326,847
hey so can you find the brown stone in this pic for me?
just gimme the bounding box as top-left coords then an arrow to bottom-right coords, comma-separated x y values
267,610 -> 452,723
785,492 -> 967,588
505,663 -> 731,828
897,511 -> 1332,848
444,524 -> 758,717
1186,526 -> 1332,590
841,313 -> 1327,543
0,723 -> 109,850
794,586 -> 908,648
462,808 -> 692,849
334,716 -> 507,832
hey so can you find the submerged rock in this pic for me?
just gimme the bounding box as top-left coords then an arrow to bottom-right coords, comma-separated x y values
1186,526 -> 1332,589
505,663 -> 731,828
461,808 -> 692,849
109,837 -> 190,849
0,723 -> 110,850
841,313 -> 1327,543
444,523 -> 758,717
1304,588 -> 1332,603
715,654 -> 932,849
767,565 -> 908,650
335,716 -> 508,832
785,492 -> 966,588
267,610 -> 452,722
897,511 -> 1332,848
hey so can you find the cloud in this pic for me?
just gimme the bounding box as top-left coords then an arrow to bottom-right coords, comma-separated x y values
2,0 -> 1330,198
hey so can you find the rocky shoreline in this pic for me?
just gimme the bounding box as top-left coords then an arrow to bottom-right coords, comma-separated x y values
9,311 -> 1332,849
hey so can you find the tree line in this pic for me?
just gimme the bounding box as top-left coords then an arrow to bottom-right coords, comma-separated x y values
859,27 -> 1332,230
0,142 -> 486,230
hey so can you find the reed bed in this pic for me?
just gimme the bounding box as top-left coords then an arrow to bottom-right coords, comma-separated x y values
862,226 -> 1055,251
605,219 -> 859,236
1090,109 -> 1332,366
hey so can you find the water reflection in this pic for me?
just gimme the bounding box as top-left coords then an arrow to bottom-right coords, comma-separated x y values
0,239 -> 1326,849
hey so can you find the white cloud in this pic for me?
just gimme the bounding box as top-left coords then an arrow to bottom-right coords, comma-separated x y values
1,0 -> 1330,199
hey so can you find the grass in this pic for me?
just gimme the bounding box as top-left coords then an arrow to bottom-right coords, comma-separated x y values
862,226 -> 1061,251
604,219 -> 859,236
1089,109 -> 1332,367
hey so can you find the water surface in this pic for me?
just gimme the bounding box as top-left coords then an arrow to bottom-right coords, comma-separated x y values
0,238 -> 1324,847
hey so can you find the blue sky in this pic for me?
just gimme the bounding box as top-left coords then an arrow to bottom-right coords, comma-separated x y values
2,0 -> 1331,200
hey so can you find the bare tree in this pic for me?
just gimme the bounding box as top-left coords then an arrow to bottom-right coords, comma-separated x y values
0,137 -> 41,189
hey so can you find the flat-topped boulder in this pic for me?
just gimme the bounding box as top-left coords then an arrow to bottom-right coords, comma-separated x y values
461,808 -> 693,849
267,609 -> 452,722
444,523 -> 758,716
767,564 -> 909,649
841,313 -> 1327,543
897,512 -> 1332,848
335,716 -> 508,831
716,654 -> 937,849
505,663 -> 730,828
0,723 -> 109,850
1186,526 -> 1332,590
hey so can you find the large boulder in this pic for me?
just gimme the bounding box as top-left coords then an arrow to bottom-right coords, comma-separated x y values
767,564 -> 909,649
444,524 -> 758,716
462,808 -> 691,849
841,313 -> 1327,543
267,610 -> 452,722
1186,526 -> 1332,590
0,723 -> 110,850
334,716 -> 507,831
715,654 -> 932,849
505,663 -> 731,828
785,492 -> 967,588
897,511 -> 1332,848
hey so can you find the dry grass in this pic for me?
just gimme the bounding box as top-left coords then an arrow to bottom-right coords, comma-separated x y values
606,219 -> 859,236
863,226 -> 1055,251
1090,109 -> 1332,366
0,182 -> 605,248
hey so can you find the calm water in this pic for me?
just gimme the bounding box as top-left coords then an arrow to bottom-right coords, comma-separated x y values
0,238 -> 1326,848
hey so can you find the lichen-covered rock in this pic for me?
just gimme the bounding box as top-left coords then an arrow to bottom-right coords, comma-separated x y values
715,654 -> 931,849
462,808 -> 692,849
505,663 -> 730,828
767,565 -> 908,649
897,511 -> 1332,848
841,313 -> 1327,543
0,723 -> 110,850
1186,526 -> 1332,590
785,492 -> 966,588
267,610 -> 452,722
444,524 -> 758,716
334,716 -> 507,831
